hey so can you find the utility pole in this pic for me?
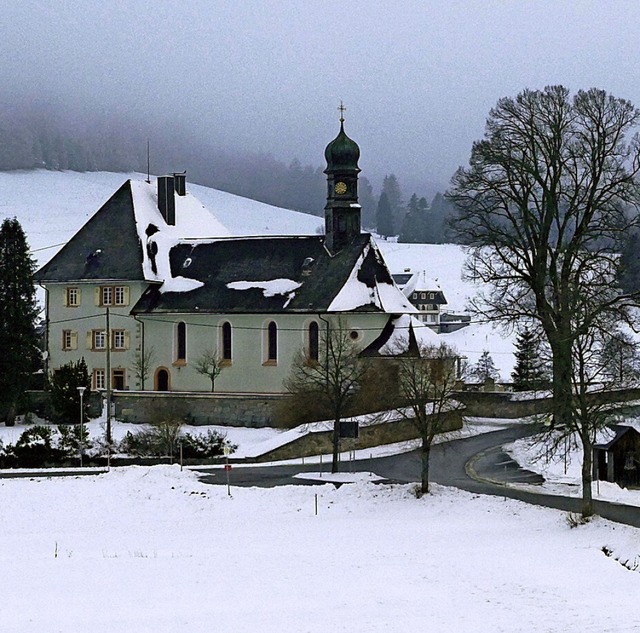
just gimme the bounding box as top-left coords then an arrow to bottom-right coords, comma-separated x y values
106,307 -> 112,444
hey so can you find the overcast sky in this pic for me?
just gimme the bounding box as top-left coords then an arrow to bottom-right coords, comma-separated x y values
3,1 -> 640,192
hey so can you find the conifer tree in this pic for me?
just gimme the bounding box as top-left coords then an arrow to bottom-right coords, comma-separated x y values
376,191 -> 394,237
470,350 -> 499,383
0,218 -> 40,424
511,327 -> 549,391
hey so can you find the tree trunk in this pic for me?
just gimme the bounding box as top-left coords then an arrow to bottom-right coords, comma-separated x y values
550,336 -> 573,427
4,402 -> 16,427
580,434 -> 594,518
332,416 -> 340,474
420,439 -> 431,495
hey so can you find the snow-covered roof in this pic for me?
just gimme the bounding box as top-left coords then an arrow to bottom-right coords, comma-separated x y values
36,178 -> 231,284
402,270 -> 445,299
133,234 -> 415,315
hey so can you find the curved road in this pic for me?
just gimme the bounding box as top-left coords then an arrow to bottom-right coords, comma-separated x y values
196,424 -> 640,528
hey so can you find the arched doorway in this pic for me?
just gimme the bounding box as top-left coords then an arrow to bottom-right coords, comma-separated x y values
155,368 -> 170,391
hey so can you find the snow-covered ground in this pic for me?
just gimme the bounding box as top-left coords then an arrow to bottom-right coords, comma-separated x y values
505,418 -> 640,508
1,465 -> 639,632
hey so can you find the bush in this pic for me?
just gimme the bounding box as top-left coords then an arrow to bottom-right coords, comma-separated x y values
118,427 -> 234,459
180,430 -> 234,459
9,425 -> 67,467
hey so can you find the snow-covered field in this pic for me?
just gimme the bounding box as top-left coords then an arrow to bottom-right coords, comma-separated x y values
1,169 -> 516,376
1,466 -> 639,632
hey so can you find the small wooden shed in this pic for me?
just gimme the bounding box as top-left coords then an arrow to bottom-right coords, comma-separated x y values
593,425 -> 640,487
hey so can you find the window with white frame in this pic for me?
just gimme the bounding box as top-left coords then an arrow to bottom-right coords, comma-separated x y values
98,285 -> 129,307
112,329 -> 127,350
92,329 -> 106,350
93,368 -> 106,390
62,330 -> 77,350
65,287 -> 80,307
101,286 -> 113,306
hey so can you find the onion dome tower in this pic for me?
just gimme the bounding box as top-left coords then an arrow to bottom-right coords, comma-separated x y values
324,103 -> 362,253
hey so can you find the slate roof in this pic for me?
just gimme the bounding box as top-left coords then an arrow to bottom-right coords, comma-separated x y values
132,233 -> 408,314
35,182 -> 145,282
35,179 -> 231,284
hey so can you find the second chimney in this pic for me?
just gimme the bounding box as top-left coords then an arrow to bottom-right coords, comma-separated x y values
157,175 -> 176,225
173,171 -> 186,196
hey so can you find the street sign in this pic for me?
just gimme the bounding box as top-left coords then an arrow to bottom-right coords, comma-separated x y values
339,421 -> 359,439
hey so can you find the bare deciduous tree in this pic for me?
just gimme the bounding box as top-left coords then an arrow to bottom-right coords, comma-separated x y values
448,86 -> 640,427
194,349 -> 226,392
285,318 -> 367,473
394,342 -> 462,495
133,346 -> 155,390
448,86 -> 640,517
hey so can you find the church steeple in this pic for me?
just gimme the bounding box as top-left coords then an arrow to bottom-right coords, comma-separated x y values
324,103 -> 361,253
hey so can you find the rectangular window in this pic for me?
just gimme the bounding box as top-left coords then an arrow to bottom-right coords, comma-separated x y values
429,293 -> 434,300
98,285 -> 129,307
62,330 -> 77,350
112,329 -> 126,350
93,369 -> 105,390
421,292 -> 426,299
114,286 -> 126,306
65,287 -> 80,307
92,329 -> 106,350
102,286 -> 113,306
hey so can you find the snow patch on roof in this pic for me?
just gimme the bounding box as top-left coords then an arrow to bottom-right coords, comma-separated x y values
402,269 -> 443,298
159,276 -> 204,294
379,314 -> 440,355
227,279 -> 302,297
129,179 -> 231,287
328,241 -> 417,313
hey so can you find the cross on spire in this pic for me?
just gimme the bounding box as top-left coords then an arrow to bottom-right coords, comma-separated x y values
338,101 -> 346,122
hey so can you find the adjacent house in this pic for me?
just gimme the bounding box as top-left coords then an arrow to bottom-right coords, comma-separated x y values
35,119 -> 418,398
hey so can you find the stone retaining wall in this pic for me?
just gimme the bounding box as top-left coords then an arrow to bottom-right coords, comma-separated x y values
113,391 -> 287,428
251,409 -> 463,462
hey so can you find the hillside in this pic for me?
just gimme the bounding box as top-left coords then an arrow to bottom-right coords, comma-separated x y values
2,169 -> 514,375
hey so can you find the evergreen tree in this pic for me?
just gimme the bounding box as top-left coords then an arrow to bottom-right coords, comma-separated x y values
0,218 -> 40,425
48,358 -> 91,424
376,192 -> 394,237
382,174 -> 403,229
358,176 -> 377,230
399,193 -> 429,242
470,351 -> 500,383
511,327 -> 549,391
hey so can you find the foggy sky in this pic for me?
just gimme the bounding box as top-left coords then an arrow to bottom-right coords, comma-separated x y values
3,0 -> 640,193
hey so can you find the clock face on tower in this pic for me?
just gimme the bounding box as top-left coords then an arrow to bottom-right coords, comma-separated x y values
334,181 -> 348,195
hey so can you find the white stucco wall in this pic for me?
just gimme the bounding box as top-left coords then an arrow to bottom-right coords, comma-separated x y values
140,311 -> 390,394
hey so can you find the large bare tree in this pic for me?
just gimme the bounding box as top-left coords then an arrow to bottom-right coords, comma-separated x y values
448,86 -> 640,516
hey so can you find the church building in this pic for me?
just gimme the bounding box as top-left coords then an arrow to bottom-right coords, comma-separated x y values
36,115 -> 420,399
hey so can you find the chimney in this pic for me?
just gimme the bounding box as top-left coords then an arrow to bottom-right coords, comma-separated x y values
173,171 -> 186,196
157,175 -> 176,225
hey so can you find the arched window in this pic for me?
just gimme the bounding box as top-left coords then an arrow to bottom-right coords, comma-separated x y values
176,321 -> 186,362
267,321 -> 277,363
222,322 -> 232,361
308,321 -> 319,362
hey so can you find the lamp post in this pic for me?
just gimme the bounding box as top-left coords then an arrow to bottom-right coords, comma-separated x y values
77,386 -> 86,467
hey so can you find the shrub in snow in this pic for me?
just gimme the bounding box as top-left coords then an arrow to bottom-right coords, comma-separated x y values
118,427 -> 233,459
180,430 -> 235,459
9,425 -> 66,467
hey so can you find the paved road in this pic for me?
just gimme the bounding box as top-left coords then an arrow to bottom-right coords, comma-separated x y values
195,424 -> 640,528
